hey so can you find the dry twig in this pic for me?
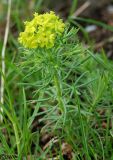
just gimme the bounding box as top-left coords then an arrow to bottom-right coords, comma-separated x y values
0,0 -> 12,121
71,1 -> 91,18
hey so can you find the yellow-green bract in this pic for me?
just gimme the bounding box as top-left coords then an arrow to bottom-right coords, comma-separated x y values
18,11 -> 65,49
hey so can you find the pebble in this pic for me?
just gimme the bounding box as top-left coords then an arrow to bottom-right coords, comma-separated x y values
106,5 -> 113,14
85,25 -> 97,33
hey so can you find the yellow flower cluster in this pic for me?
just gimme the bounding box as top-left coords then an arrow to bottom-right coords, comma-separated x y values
18,11 -> 65,49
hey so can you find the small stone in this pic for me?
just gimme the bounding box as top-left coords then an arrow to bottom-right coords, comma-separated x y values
85,25 -> 97,33
107,5 -> 113,14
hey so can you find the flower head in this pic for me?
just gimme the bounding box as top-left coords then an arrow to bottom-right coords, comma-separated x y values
18,11 -> 65,49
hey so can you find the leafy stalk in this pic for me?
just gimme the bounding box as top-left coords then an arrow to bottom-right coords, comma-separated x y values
54,69 -> 64,113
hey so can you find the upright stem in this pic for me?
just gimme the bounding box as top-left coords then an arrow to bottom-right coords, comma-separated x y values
54,69 -> 65,113
1,104 -> 20,156
48,50 -> 65,113
13,122 -> 20,156
76,94 -> 90,160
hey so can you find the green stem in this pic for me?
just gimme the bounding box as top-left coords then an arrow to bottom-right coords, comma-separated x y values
76,95 -> 90,160
54,69 -> 64,113
13,122 -> 20,156
0,103 -> 20,156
